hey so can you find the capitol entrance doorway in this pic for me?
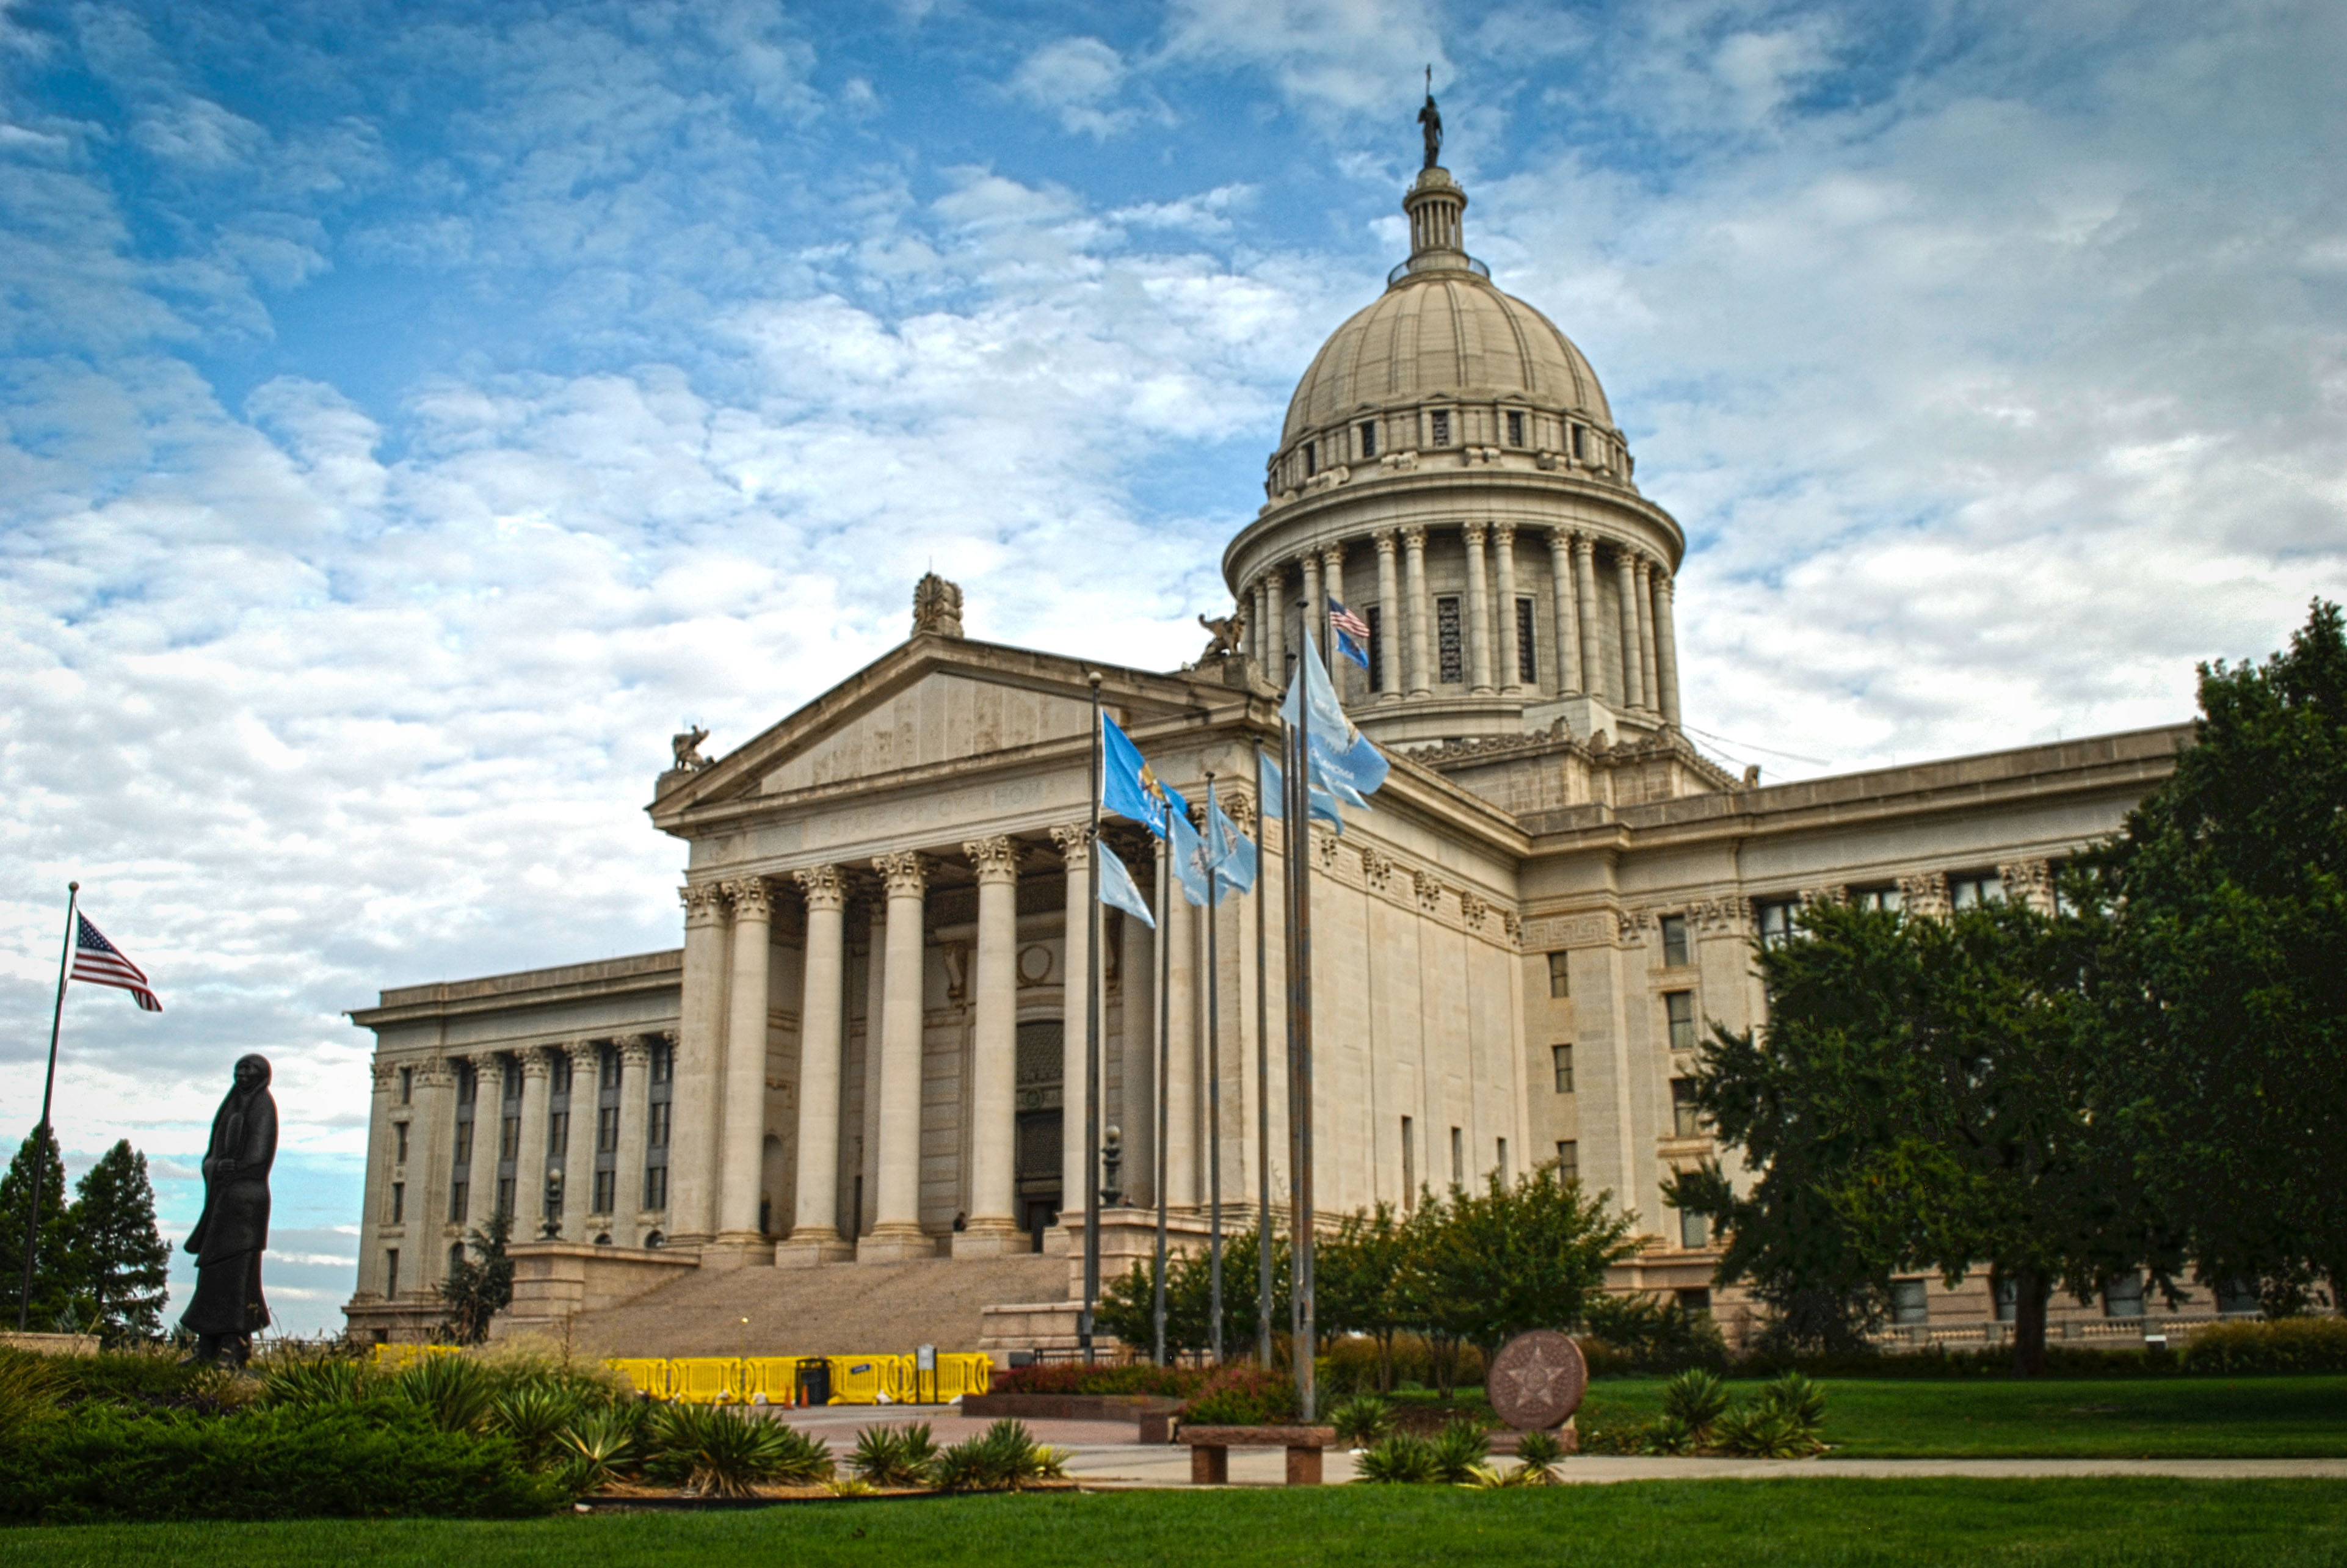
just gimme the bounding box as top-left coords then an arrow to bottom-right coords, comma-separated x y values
1015,1020 -> 1062,1250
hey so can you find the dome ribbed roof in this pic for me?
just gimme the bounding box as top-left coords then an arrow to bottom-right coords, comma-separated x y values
1280,272 -> 1612,446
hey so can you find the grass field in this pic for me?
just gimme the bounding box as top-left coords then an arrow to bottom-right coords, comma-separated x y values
1572,1374 -> 2347,1457
6,1480 -> 2346,1567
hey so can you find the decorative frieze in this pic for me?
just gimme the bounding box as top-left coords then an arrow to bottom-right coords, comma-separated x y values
1459,892 -> 1489,931
1360,846 -> 1393,891
1412,870 -> 1444,913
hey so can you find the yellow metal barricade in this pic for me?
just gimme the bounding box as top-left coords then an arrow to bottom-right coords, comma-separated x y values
369,1343 -> 460,1373
606,1358 -> 672,1399
670,1357 -> 744,1404
937,1352 -> 992,1400
741,1356 -> 801,1406
825,1355 -> 896,1405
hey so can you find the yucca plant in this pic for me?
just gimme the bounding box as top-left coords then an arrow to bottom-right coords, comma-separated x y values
1643,1412 -> 1697,1455
1511,1428 -> 1566,1483
1428,1420 -> 1490,1484
647,1404 -> 833,1497
849,1421 -> 940,1487
556,1406 -> 639,1493
489,1382 -> 586,1465
0,1351 -> 63,1442
931,1420 -> 1066,1492
257,1357 -> 373,1409
1660,1367 -> 1730,1437
1756,1371 -> 1828,1432
1352,1431 -> 1439,1484
1710,1403 -> 1818,1459
1329,1395 -> 1395,1448
394,1352 -> 496,1433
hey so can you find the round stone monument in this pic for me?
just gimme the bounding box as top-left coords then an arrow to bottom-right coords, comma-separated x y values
1487,1329 -> 1588,1432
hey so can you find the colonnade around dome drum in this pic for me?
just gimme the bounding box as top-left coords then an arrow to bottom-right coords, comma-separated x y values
1238,521 -> 1681,740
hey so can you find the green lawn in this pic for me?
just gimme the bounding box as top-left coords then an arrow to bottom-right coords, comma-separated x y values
1576,1374 -> 2347,1457
5,1481 -> 2346,1567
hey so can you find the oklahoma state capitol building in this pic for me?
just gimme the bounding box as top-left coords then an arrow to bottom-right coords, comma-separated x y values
345,150 -> 2188,1348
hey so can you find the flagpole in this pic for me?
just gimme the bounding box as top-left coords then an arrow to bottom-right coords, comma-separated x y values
18,881 -> 78,1333
1286,666 -> 1317,1421
1152,799 -> 1172,1366
1204,774 -> 1224,1365
1253,755 -> 1274,1369
1083,673 -> 1103,1365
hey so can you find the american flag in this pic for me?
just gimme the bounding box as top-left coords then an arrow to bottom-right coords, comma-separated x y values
71,913 -> 161,1012
1328,597 -> 1371,642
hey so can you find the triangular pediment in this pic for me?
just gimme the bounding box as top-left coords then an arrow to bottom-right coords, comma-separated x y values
760,668 -> 1094,794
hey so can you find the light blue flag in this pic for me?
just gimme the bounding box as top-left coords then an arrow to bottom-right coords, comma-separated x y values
1279,633 -> 1391,804
1206,791 -> 1257,895
1100,713 -> 1189,837
1257,747 -> 1345,833
1098,844 -> 1155,929
1167,799 -> 1215,906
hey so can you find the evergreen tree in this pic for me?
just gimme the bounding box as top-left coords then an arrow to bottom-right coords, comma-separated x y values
0,1125 -> 80,1331
438,1210 -> 514,1344
66,1140 -> 171,1341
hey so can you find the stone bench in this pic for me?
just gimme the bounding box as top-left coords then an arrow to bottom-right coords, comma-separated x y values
1177,1425 -> 1338,1486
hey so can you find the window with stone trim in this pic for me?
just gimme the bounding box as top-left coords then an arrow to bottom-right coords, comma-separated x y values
1515,597 -> 1537,684
1436,596 -> 1464,683
1950,871 -> 2004,909
1497,1137 -> 1510,1184
1852,886 -> 1902,912
1450,1126 -> 1464,1186
390,1181 -> 404,1224
1570,424 -> 1586,460
593,1169 -> 616,1214
1365,604 -> 1384,692
1757,899 -> 1800,949
1660,914 -> 1690,967
1670,1074 -> 1702,1137
642,1164 -> 667,1212
449,1179 -> 468,1224
1554,1140 -> 1578,1181
1547,951 -> 1570,998
1430,409 -> 1451,446
1676,1287 -> 1711,1314
398,1066 -> 413,1105
1551,1044 -> 1575,1094
1401,1116 -> 1416,1208
1359,420 -> 1378,459
1677,1205 -> 1708,1249
385,1248 -> 400,1298
1666,992 -> 1696,1053
394,1122 -> 408,1163
1506,410 -> 1525,446
1304,440 -> 1318,477
2103,1269 -> 2147,1319
1890,1279 -> 1930,1326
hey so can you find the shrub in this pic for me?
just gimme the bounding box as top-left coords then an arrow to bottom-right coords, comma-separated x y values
1580,1296 -> 1728,1375
394,1353 -> 496,1433
1352,1432 -> 1439,1484
2180,1318 -> 2347,1375
1755,1371 -> 1827,1431
1660,1368 -> 1730,1437
0,1402 -> 562,1523
1710,1403 -> 1819,1459
931,1420 -> 1067,1492
1427,1421 -> 1490,1484
849,1421 -> 939,1487
0,1349 -> 65,1442
555,1406 -> 638,1494
1642,1412 -> 1697,1455
1511,1429 -> 1566,1482
258,1357 -> 374,1410
43,1346 -> 220,1410
487,1383 -> 585,1465
645,1405 -> 832,1497
990,1364 -> 1208,1399
1330,1395 -> 1395,1447
1179,1365 -> 1299,1426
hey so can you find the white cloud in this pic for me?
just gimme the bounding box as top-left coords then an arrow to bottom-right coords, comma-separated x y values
1009,37 -> 1137,139
1163,0 -> 1449,118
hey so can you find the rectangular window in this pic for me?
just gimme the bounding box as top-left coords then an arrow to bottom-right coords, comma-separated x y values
1678,1206 -> 1708,1249
1304,440 -> 1318,477
554,1053 -> 574,1095
2103,1269 -> 2147,1319
601,1047 -> 618,1091
651,1042 -> 673,1084
1359,420 -> 1378,459
457,1063 -> 477,1105
1758,899 -> 1799,949
385,1249 -> 400,1298
1449,1127 -> 1464,1186
2217,1279 -> 2261,1315
1890,1279 -> 1930,1327
496,1177 -> 514,1219
593,1169 -> 616,1214
548,1111 -> 569,1161
1551,1045 -> 1575,1094
648,1101 -> 672,1150
1547,951 -> 1571,998
1401,1116 -> 1415,1207
1497,1138 -> 1510,1185
1506,410 -> 1525,446
1670,1076 -> 1703,1138
390,1181 -> 405,1224
1950,873 -> 2004,910
1994,1276 -> 2018,1323
1660,914 -> 1690,968
454,1120 -> 473,1166
1515,598 -> 1537,684
500,1116 -> 520,1162
1854,886 -> 1903,912
1430,409 -> 1451,446
1365,604 -> 1384,692
644,1164 -> 668,1211
449,1180 -> 469,1224
1570,424 -> 1586,460
1555,1141 -> 1578,1182
1666,991 -> 1696,1053
598,1105 -> 620,1153
394,1122 -> 409,1164
397,1066 -> 413,1105
1435,596 -> 1463,683
1676,1287 -> 1712,1315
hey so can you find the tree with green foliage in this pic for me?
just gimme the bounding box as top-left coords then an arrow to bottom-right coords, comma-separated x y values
66,1141 -> 171,1341
438,1211 -> 514,1344
1409,1160 -> 1636,1364
2087,600 -> 2347,1312
1315,1201 -> 1416,1390
1098,1228 -> 1290,1360
1685,896 -> 2175,1375
0,1126 -> 80,1332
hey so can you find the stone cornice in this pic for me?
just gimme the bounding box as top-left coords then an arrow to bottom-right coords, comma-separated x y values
350,949 -> 683,1029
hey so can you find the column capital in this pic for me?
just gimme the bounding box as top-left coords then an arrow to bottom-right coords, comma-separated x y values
680,881 -> 728,926
1492,521 -> 1516,546
371,1061 -> 398,1094
963,835 -> 1020,885
412,1055 -> 454,1089
1462,521 -> 1488,546
1653,565 -> 1675,595
872,851 -> 929,898
1546,526 -> 1572,551
1048,822 -> 1094,868
793,863 -> 847,911
1400,523 -> 1427,550
614,1034 -> 653,1067
1372,529 -> 1398,556
565,1039 -> 601,1070
517,1045 -> 553,1080
724,876 -> 775,919
1572,531 -> 1597,559
1320,540 -> 1346,566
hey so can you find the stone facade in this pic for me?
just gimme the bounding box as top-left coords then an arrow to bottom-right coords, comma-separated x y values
344,161 -> 2193,1348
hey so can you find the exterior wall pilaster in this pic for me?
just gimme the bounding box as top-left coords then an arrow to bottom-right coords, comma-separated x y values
1050,823 -> 1093,1229
1547,529 -> 1582,694
863,852 -> 932,1260
1463,523 -> 1494,694
1493,523 -> 1522,694
1572,534 -> 1603,706
405,1058 -> 454,1294
716,876 -> 775,1249
781,866 -> 853,1265
1402,526 -> 1432,697
1373,531 -> 1402,702
562,1040 -> 601,1241
358,1062 -> 396,1300
612,1036 -> 653,1248
670,880 -> 730,1244
957,837 -> 1023,1255
1652,570 -> 1682,726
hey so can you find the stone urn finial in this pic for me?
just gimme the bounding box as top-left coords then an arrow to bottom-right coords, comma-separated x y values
913,572 -> 965,637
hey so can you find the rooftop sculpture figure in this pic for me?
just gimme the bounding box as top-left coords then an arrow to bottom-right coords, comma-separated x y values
1418,73 -> 1442,169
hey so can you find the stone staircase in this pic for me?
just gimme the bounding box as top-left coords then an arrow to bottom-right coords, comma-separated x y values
550,1255 -> 1072,1359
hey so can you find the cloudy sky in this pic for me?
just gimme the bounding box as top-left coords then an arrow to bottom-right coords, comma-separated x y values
4,0 -> 2341,1332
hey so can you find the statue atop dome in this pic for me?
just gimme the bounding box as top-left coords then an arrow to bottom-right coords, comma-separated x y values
1417,73 -> 1442,170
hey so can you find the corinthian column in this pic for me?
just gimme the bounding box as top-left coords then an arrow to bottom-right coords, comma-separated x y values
1463,523 -> 1494,694
1573,535 -> 1603,707
1547,529 -> 1582,695
1613,547 -> 1646,711
1373,531 -> 1401,702
466,1053 -> 504,1230
780,867 -> 853,1266
1635,558 -> 1661,714
957,836 -> 1023,1257
862,852 -> 933,1261
1493,523 -> 1522,695
713,876 -> 776,1258
1653,570 -> 1683,727
562,1040 -> 601,1242
1402,526 -> 1432,696
612,1036 -> 653,1249
1298,553 -> 1322,658
514,1047 -> 553,1241
1321,543 -> 1350,698
1161,839 -> 1198,1210
1050,822 -> 1092,1245
669,882 -> 729,1246
1260,565 -> 1286,680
